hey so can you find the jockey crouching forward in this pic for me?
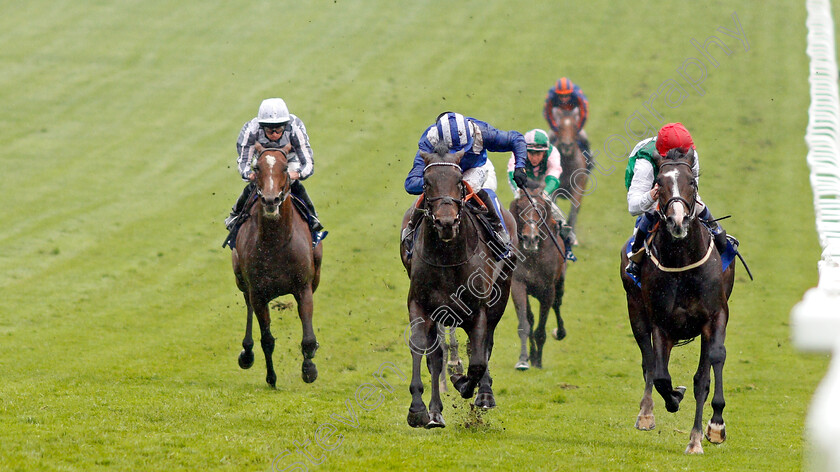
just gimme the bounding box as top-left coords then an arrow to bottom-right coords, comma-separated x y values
224,97 -> 326,247
506,129 -> 576,261
624,122 -> 734,278
402,112 -> 529,259
543,77 -> 591,157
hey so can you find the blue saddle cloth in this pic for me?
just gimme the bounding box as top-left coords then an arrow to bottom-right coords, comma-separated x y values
623,233 -> 737,287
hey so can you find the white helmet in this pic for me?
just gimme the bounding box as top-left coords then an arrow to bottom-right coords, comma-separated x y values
257,98 -> 290,125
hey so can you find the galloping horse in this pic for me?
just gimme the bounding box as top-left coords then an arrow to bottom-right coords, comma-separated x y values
232,143 -> 323,387
509,185 -> 566,370
619,148 -> 735,454
551,107 -> 592,242
400,142 -> 516,428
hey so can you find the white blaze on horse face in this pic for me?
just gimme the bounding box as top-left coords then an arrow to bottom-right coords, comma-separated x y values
265,155 -> 277,193
662,169 -> 686,221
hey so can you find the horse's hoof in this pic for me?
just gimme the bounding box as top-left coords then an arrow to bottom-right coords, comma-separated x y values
474,392 -> 496,410
705,421 -> 726,444
407,408 -> 430,428
685,430 -> 704,454
238,349 -> 254,369
266,372 -> 277,389
425,411 -> 446,429
515,360 -> 530,371
302,359 -> 318,383
665,386 -> 686,413
450,375 -> 474,399
635,414 -> 656,431
552,327 -> 567,341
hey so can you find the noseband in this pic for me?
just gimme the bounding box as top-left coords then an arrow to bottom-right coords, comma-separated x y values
255,147 -> 291,204
656,161 -> 697,221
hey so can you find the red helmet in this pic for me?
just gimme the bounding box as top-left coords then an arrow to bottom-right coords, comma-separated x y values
554,77 -> 575,96
655,123 -> 695,157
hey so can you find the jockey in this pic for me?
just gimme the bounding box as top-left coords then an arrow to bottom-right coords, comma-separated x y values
403,112 -> 528,258
543,77 -> 591,157
225,98 -> 326,245
624,122 -> 733,278
506,129 -> 576,261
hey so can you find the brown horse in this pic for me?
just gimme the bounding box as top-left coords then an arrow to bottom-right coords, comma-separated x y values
232,143 -> 323,387
551,107 -> 591,243
399,142 -> 516,428
509,185 -> 566,370
619,148 -> 735,454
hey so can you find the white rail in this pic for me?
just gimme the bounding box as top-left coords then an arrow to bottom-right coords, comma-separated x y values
791,0 -> 840,470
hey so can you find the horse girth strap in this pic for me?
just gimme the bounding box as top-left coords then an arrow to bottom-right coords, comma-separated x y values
645,234 -> 715,273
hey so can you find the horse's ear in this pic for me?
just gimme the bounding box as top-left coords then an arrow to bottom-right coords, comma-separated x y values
652,151 -> 665,169
420,151 -> 434,166
452,150 -> 465,165
687,148 -> 697,168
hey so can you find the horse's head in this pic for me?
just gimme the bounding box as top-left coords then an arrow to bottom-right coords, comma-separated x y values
253,143 -> 292,218
553,108 -> 580,157
420,142 -> 466,242
513,184 -> 548,252
654,148 -> 698,239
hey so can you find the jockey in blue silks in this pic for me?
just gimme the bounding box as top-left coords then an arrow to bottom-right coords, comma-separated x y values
402,112 -> 529,258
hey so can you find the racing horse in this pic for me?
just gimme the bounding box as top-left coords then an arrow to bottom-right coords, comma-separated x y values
619,148 -> 735,454
399,141 -> 516,428
551,107 -> 592,243
232,143 -> 323,387
509,184 -> 566,370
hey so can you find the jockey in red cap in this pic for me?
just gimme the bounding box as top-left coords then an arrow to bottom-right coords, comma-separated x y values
543,77 -> 591,157
624,123 -> 735,278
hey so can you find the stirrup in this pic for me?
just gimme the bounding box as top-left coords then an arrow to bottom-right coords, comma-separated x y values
625,260 -> 641,278
224,213 -> 239,231
312,230 -> 328,248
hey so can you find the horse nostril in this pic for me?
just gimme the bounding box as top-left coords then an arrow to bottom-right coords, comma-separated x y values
273,196 -> 281,205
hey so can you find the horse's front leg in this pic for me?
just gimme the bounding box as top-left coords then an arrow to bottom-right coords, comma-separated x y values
452,309 -> 487,399
475,324 -> 497,410
406,301 -> 431,428
532,289 -> 552,369
551,273 -> 566,341
651,326 -> 686,413
252,297 -> 276,388
511,279 -> 530,370
425,323 -> 446,428
686,332 -> 712,455
295,285 -> 319,383
238,292 -> 255,369
705,309 -> 728,446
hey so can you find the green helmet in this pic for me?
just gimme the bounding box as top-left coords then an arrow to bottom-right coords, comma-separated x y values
524,129 -> 550,151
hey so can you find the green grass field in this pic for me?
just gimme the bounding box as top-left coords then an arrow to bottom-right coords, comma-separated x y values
0,1 -> 831,470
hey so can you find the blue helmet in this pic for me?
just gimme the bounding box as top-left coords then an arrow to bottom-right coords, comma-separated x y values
432,112 -> 474,153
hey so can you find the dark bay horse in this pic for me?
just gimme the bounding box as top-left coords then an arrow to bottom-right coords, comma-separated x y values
509,185 -> 566,370
399,143 -> 516,428
551,107 -> 591,243
232,143 -> 323,387
619,148 -> 735,454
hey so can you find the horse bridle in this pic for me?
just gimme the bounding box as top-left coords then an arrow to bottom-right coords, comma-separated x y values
517,196 -> 548,238
421,162 -> 465,224
254,147 -> 291,204
656,161 -> 697,221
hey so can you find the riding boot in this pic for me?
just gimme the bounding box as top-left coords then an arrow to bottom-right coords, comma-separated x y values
548,196 -> 577,262
697,206 -> 730,254
225,182 -> 256,231
290,181 -> 324,232
625,211 -> 656,277
401,204 -> 424,257
477,189 -> 512,259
